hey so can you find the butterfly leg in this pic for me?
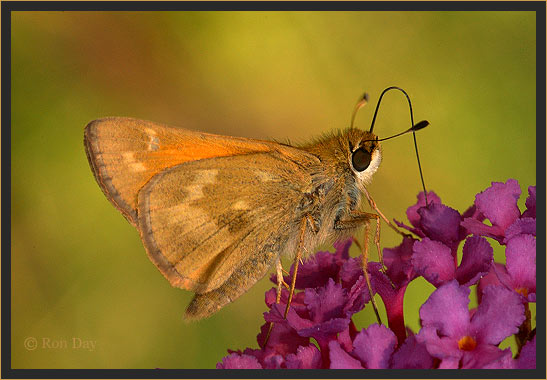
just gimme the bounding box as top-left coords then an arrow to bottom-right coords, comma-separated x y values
283,216 -> 310,319
283,214 -> 319,318
274,258 -> 288,302
335,211 -> 382,325
350,206 -> 398,292
263,258 -> 286,346
351,219 -> 385,275
361,215 -> 383,325
362,186 -> 412,239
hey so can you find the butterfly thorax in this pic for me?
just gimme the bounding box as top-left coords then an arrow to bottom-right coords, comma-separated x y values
290,128 -> 382,253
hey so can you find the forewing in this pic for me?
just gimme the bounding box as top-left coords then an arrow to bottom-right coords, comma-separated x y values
137,151 -> 317,293
84,117 -> 275,226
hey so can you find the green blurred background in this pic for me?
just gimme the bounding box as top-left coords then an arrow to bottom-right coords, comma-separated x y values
11,11 -> 536,369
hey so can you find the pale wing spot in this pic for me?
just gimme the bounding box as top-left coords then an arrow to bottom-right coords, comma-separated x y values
149,136 -> 160,151
256,170 -> 276,182
141,128 -> 160,151
197,169 -> 219,184
144,128 -> 157,136
232,200 -> 249,210
185,184 -> 205,202
183,169 -> 219,202
150,202 -> 209,228
150,203 -> 211,263
122,152 -> 147,172
122,152 -> 136,162
131,162 -> 147,172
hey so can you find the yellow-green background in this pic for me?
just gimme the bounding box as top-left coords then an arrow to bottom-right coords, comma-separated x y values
11,11 -> 536,369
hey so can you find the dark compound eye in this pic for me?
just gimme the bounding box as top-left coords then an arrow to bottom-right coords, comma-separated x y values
352,148 -> 372,172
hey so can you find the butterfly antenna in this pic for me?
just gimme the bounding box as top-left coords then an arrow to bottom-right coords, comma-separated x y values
369,86 -> 430,205
350,92 -> 369,129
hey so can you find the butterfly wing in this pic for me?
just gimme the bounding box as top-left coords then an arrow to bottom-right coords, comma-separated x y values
84,117 -> 275,226
136,150 -> 319,295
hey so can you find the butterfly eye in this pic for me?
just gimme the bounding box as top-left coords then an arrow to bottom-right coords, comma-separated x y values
352,148 -> 372,172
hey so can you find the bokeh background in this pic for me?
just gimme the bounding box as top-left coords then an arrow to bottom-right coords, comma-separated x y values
11,11 -> 536,369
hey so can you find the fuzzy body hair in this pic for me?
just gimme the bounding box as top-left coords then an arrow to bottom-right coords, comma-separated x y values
280,128 -> 382,260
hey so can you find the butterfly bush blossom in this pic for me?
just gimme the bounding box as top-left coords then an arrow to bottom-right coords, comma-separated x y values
217,179 -> 536,369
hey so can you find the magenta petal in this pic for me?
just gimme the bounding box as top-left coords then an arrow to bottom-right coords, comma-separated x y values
406,191 -> 442,228
480,349 -> 515,369
340,256 -> 362,289
328,341 -> 364,369
394,219 -> 425,238
461,345 -> 514,369
460,217 -> 504,241
438,357 -> 461,369
286,250 -> 341,289
383,236 -> 417,285
461,204 -> 483,220
279,239 -> 352,289
412,238 -> 456,287
217,353 -> 263,369
517,335 -> 536,369
297,318 -> 350,340
263,303 -> 287,324
352,324 -> 397,369
264,288 -> 278,308
368,262 -> 408,344
415,326 -> 461,362
470,285 -> 525,345
477,262 -> 508,303
337,327 -> 353,352
505,218 -> 536,242
305,278 -> 347,322
475,179 -> 521,230
280,304 -> 313,330
391,333 -> 434,369
418,203 -> 462,245
333,238 -> 353,262
282,281 -> 351,339
368,262 -> 394,301
264,288 -> 307,315
455,236 -> 494,287
522,185 -> 536,219
285,345 -> 322,369
419,281 -> 470,338
263,354 -> 284,369
260,310 -> 310,355
239,347 -> 263,359
344,275 -> 368,316
491,263 -> 522,297
505,234 -> 536,295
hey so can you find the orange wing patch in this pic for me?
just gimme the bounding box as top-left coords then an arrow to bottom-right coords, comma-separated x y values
84,117 -> 274,226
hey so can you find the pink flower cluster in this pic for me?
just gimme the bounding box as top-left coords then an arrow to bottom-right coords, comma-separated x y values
217,180 -> 536,369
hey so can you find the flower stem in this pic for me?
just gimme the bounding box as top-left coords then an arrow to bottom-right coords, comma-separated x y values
385,285 -> 408,345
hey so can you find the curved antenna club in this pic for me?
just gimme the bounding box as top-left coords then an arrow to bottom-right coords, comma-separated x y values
369,86 -> 429,205
375,120 -> 429,142
350,92 -> 369,129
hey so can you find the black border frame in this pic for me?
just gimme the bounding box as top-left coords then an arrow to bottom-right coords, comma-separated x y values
1,1 -> 545,378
